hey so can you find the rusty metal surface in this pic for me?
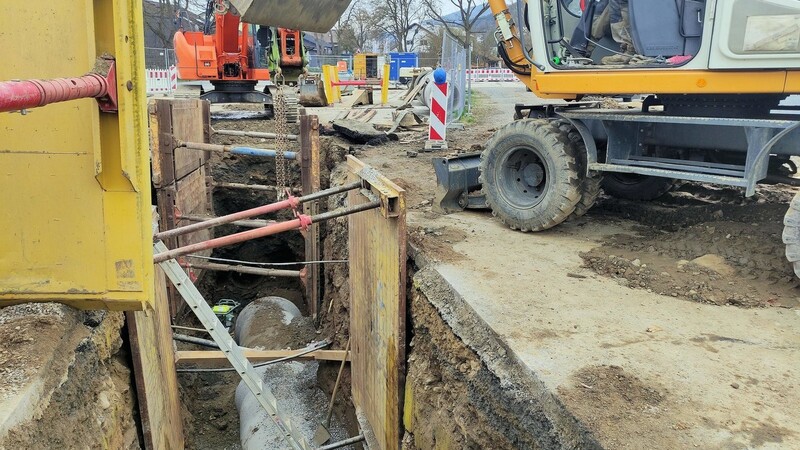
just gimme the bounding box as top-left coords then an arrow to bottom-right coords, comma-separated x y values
300,115 -> 322,319
346,156 -> 407,450
228,0 -> 352,32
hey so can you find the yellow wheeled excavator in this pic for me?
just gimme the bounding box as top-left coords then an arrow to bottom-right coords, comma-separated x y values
434,0 -> 800,277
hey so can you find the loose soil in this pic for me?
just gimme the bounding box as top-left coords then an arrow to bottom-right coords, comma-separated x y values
581,183 -> 799,309
0,305 -> 138,449
556,365 -> 689,450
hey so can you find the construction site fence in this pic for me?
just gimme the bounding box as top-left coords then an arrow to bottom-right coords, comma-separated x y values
146,66 -> 178,96
145,47 -> 177,70
466,68 -> 523,82
145,47 -> 178,96
440,33 -> 467,121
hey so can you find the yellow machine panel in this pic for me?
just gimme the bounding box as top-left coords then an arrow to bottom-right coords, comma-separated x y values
0,1 -> 153,310
353,53 -> 379,79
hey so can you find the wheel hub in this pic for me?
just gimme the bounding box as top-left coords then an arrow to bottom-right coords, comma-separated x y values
498,146 -> 549,209
522,164 -> 544,187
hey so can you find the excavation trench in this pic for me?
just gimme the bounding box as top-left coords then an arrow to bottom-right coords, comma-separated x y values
174,116 -> 364,450
173,114 -> 539,450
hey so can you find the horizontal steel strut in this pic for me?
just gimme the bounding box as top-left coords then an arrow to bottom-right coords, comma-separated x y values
153,199 -> 379,263
0,57 -> 118,113
155,181 -> 363,241
179,141 -> 299,160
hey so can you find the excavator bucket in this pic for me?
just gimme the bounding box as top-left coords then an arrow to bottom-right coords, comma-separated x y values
229,0 -> 352,33
298,74 -> 328,107
432,153 -> 488,214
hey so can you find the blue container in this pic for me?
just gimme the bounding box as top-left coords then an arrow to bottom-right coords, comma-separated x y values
388,52 -> 418,82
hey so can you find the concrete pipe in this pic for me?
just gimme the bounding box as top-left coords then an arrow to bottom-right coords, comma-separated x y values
233,297 -> 350,449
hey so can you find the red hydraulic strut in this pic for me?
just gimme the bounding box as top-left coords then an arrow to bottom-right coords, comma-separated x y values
0,57 -> 118,113
153,200 -> 380,263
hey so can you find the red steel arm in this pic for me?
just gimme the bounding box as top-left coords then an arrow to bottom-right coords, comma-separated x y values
0,59 -> 117,113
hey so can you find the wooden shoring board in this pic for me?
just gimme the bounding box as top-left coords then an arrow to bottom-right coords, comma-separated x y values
150,98 -> 212,317
175,165 -> 212,251
300,115 -> 321,319
126,209 -> 184,449
175,349 -> 351,366
346,156 -> 407,450
151,98 -> 209,187
151,98 -> 210,187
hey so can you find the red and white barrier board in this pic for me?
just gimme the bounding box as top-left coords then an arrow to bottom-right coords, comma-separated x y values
425,81 -> 448,151
466,68 -> 521,82
146,66 -> 178,95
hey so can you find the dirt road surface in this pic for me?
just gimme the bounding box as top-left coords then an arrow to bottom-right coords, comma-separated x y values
341,82 -> 800,449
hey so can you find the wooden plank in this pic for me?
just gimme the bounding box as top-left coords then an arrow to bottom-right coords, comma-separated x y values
175,349 -> 351,366
155,187 -> 180,318
346,156 -> 406,450
175,165 -> 212,249
300,115 -> 322,319
171,100 -> 207,181
126,210 -> 184,449
154,98 -> 176,187
151,98 -> 213,317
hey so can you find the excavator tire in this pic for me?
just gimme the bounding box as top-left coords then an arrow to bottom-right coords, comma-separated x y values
782,191 -> 800,278
479,119 -> 581,232
601,173 -> 674,201
553,119 -> 602,219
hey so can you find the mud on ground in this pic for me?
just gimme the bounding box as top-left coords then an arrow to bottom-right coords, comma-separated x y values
582,183 -> 799,309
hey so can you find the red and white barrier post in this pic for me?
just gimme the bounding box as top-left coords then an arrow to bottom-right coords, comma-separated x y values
169,65 -> 178,92
425,68 -> 448,152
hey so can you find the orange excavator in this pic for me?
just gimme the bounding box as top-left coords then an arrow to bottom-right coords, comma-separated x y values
173,0 -> 348,110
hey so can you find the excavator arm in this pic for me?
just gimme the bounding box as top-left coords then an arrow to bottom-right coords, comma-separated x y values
487,0 -> 578,100
487,0 -> 534,88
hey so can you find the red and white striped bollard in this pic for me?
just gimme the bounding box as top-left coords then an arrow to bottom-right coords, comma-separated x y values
425,68 -> 448,152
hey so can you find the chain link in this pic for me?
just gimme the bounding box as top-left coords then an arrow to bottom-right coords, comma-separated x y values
274,75 -> 288,200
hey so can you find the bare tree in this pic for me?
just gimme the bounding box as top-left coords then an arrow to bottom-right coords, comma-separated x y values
422,0 -> 490,52
143,0 -> 206,47
371,0 -> 427,52
472,29 -> 501,66
337,0 -> 379,52
422,0 -> 491,113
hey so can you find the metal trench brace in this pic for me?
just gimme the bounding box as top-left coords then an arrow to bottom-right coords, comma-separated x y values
153,181 -> 383,450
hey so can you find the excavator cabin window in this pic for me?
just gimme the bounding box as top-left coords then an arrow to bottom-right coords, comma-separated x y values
546,0 -> 706,69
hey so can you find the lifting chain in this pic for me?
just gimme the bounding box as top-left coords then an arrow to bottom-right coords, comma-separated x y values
274,74 -> 288,200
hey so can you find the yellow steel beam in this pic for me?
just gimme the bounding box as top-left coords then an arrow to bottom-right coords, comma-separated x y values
531,69 -> 791,99
0,1 -> 152,310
